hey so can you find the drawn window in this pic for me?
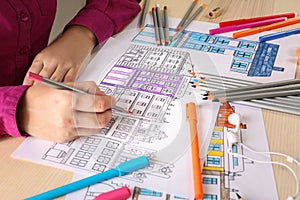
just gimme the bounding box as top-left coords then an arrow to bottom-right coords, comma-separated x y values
236,51 -> 252,58
200,45 -> 210,52
137,101 -> 147,107
140,94 -> 152,99
232,61 -> 247,69
203,194 -> 217,200
207,157 -> 220,165
233,157 -> 239,166
203,177 -> 218,185
212,131 -> 221,138
240,42 -> 256,50
210,47 -> 225,54
208,144 -> 220,151
216,39 -> 230,45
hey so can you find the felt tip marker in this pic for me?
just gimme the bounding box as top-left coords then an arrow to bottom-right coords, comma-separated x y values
26,72 -> 132,114
25,156 -> 149,200
94,186 -> 131,200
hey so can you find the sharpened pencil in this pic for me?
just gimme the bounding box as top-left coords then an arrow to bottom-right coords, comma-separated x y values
177,0 -> 198,31
173,3 -> 206,41
163,6 -> 170,45
139,0 -> 150,30
152,7 -> 161,46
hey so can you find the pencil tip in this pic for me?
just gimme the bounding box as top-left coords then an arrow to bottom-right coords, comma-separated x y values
202,97 -> 208,100
236,193 -> 242,199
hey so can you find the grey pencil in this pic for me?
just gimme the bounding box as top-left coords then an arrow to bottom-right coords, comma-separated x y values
212,83 -> 300,99
195,72 -> 258,86
261,97 -> 300,106
163,6 -> 170,45
139,0 -> 150,30
233,100 -> 300,116
217,88 -> 300,102
173,3 -> 206,41
152,7 -> 160,46
155,4 -> 165,46
212,78 -> 300,95
176,0 -> 198,30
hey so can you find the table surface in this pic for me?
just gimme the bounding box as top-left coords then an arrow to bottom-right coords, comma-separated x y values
1,0 -> 299,199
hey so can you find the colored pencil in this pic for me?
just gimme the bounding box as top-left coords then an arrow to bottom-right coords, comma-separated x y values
259,27 -> 300,42
163,6 -> 171,45
151,7 -> 160,46
210,83 -> 300,100
155,4 -> 165,46
173,3 -> 206,41
139,0 -> 150,30
233,17 -> 300,38
209,17 -> 286,35
214,89 -> 300,102
177,0 -> 198,31
26,72 -> 130,114
233,99 -> 300,115
219,12 -> 297,27
186,102 -> 204,200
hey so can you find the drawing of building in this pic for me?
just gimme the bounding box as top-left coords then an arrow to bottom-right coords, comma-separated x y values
133,25 -> 283,77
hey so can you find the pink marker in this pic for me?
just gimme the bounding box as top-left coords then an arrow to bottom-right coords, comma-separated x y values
94,186 -> 131,200
209,17 -> 287,35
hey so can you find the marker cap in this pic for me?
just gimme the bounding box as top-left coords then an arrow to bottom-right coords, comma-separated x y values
116,156 -> 149,176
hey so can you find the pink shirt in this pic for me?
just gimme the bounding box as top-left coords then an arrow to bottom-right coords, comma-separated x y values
0,0 -> 140,137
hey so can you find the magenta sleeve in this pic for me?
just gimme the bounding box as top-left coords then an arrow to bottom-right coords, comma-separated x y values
66,0 -> 141,44
0,85 -> 29,137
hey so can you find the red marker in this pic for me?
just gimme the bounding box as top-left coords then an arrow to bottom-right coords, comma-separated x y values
94,186 -> 131,200
219,12 -> 297,27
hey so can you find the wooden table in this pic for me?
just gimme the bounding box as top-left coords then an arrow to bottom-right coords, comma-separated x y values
1,0 -> 299,199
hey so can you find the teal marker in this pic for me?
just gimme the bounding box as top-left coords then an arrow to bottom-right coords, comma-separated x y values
25,156 -> 150,200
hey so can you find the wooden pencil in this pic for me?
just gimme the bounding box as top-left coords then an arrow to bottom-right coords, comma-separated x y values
151,7 -> 160,46
177,0 -> 198,30
139,0 -> 150,30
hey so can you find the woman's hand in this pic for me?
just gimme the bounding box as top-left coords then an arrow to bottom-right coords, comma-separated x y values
17,81 -> 114,143
23,25 -> 96,85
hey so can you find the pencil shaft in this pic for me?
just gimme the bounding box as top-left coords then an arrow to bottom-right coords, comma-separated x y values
43,78 -> 87,94
155,4 -> 165,45
163,6 -> 170,44
212,78 -> 300,95
152,7 -> 160,45
261,97 -> 300,107
233,100 -> 300,115
177,0 -> 198,30
139,0 -> 150,29
212,83 -> 300,99
173,3 -> 206,40
221,89 -> 300,102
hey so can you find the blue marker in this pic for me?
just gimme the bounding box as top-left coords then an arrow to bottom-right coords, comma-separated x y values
25,156 -> 150,200
259,27 -> 300,42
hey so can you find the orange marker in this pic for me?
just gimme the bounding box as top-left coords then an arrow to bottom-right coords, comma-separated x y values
297,47 -> 300,65
233,17 -> 300,38
186,102 -> 204,200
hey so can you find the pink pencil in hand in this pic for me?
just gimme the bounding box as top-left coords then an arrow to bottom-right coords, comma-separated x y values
26,72 -> 132,114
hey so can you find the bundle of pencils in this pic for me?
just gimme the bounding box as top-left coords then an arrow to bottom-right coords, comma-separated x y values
189,71 -> 300,115
151,4 -> 170,46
